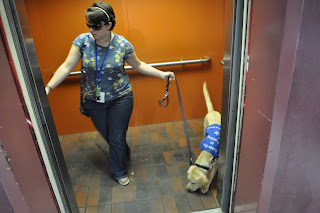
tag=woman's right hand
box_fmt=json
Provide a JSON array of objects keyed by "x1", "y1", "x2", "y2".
[
  {"x1": 162, "y1": 71, "x2": 175, "y2": 82},
  {"x1": 45, "y1": 86, "x2": 52, "y2": 95}
]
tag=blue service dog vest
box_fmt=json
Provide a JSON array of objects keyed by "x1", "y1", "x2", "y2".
[{"x1": 200, "y1": 124, "x2": 221, "y2": 158}]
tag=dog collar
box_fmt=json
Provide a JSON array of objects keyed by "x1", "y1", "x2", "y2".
[{"x1": 194, "y1": 163, "x2": 210, "y2": 171}]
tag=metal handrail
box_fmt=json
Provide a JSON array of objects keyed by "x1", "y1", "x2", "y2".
[{"x1": 68, "y1": 57, "x2": 210, "y2": 76}]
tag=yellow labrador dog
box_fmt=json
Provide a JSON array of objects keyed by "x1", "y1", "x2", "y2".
[{"x1": 186, "y1": 82, "x2": 221, "y2": 193}]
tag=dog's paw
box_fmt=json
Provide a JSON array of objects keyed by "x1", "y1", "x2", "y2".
[{"x1": 200, "y1": 187, "x2": 209, "y2": 193}]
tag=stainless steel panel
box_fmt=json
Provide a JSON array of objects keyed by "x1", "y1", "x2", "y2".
[
  {"x1": 4, "y1": 0, "x2": 79, "y2": 212},
  {"x1": 218, "y1": 0, "x2": 246, "y2": 212},
  {"x1": 217, "y1": 0, "x2": 234, "y2": 209}
]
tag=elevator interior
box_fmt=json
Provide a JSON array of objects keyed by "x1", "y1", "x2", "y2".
[{"x1": 0, "y1": 0, "x2": 250, "y2": 212}]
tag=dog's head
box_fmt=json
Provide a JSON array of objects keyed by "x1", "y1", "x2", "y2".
[{"x1": 186, "y1": 165, "x2": 209, "y2": 192}]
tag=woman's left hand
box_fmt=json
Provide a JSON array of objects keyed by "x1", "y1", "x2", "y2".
[{"x1": 163, "y1": 71, "x2": 175, "y2": 81}]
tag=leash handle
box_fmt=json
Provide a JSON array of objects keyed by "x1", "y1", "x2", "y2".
[{"x1": 158, "y1": 78, "x2": 170, "y2": 107}]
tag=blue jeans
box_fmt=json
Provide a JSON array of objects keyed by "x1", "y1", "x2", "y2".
[{"x1": 84, "y1": 92, "x2": 133, "y2": 179}]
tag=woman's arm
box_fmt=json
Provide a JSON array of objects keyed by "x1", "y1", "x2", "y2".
[
  {"x1": 126, "y1": 51, "x2": 175, "y2": 81},
  {"x1": 45, "y1": 44, "x2": 81, "y2": 94}
]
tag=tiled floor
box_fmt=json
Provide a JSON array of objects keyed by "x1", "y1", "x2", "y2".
[{"x1": 59, "y1": 119, "x2": 220, "y2": 213}]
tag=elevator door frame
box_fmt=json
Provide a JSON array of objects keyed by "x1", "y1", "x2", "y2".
[
  {"x1": 218, "y1": 0, "x2": 251, "y2": 212},
  {"x1": 1, "y1": 0, "x2": 249, "y2": 212}
]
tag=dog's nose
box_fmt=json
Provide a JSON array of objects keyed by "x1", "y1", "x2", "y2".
[{"x1": 187, "y1": 189, "x2": 192, "y2": 193}]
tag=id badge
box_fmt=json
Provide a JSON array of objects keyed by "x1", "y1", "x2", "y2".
[
  {"x1": 96, "y1": 85, "x2": 105, "y2": 103},
  {"x1": 96, "y1": 92, "x2": 105, "y2": 103}
]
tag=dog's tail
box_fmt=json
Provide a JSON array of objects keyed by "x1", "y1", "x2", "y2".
[{"x1": 203, "y1": 81, "x2": 214, "y2": 112}]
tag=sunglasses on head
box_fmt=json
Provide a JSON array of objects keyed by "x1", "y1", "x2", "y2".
[{"x1": 86, "y1": 23, "x2": 102, "y2": 31}]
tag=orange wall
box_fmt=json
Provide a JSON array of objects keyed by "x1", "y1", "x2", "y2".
[{"x1": 24, "y1": 0, "x2": 225, "y2": 135}]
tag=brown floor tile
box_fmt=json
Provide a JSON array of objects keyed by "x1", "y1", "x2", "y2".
[
  {"x1": 165, "y1": 122, "x2": 175, "y2": 132},
  {"x1": 176, "y1": 129, "x2": 186, "y2": 139},
  {"x1": 158, "y1": 132, "x2": 169, "y2": 141},
  {"x1": 131, "y1": 126, "x2": 140, "y2": 136},
  {"x1": 211, "y1": 187, "x2": 217, "y2": 196},
  {"x1": 88, "y1": 132, "x2": 98, "y2": 140},
  {"x1": 134, "y1": 167, "x2": 146, "y2": 181},
  {"x1": 200, "y1": 192, "x2": 218, "y2": 209},
  {"x1": 111, "y1": 203, "x2": 124, "y2": 213},
  {"x1": 167, "y1": 130, "x2": 178, "y2": 141},
  {"x1": 146, "y1": 180, "x2": 161, "y2": 198},
  {"x1": 193, "y1": 148, "x2": 201, "y2": 158},
  {"x1": 132, "y1": 135, "x2": 141, "y2": 145},
  {"x1": 196, "y1": 119, "x2": 204, "y2": 125},
  {"x1": 128, "y1": 169, "x2": 134, "y2": 178},
  {"x1": 170, "y1": 139, "x2": 181, "y2": 150},
  {"x1": 124, "y1": 201, "x2": 138, "y2": 212},
  {"x1": 198, "y1": 135, "x2": 204, "y2": 143},
  {"x1": 163, "y1": 151, "x2": 175, "y2": 164},
  {"x1": 150, "y1": 132, "x2": 160, "y2": 142},
  {"x1": 62, "y1": 135, "x2": 72, "y2": 144},
  {"x1": 174, "y1": 194, "x2": 192, "y2": 213},
  {"x1": 147, "y1": 124, "x2": 157, "y2": 132},
  {"x1": 167, "y1": 164, "x2": 180, "y2": 178},
  {"x1": 159, "y1": 179, "x2": 174, "y2": 195},
  {"x1": 98, "y1": 204, "x2": 111, "y2": 213},
  {"x1": 124, "y1": 184, "x2": 136, "y2": 202},
  {"x1": 96, "y1": 132, "x2": 103, "y2": 139},
  {"x1": 86, "y1": 140, "x2": 97, "y2": 151},
  {"x1": 150, "y1": 198, "x2": 165, "y2": 213},
  {"x1": 87, "y1": 190, "x2": 100, "y2": 206},
  {"x1": 189, "y1": 120, "x2": 203, "y2": 135},
  {"x1": 211, "y1": 188, "x2": 220, "y2": 207},
  {"x1": 95, "y1": 138, "x2": 106, "y2": 147},
  {"x1": 136, "y1": 200, "x2": 152, "y2": 213},
  {"x1": 77, "y1": 174, "x2": 91, "y2": 191},
  {"x1": 112, "y1": 186, "x2": 124, "y2": 203},
  {"x1": 71, "y1": 134, "x2": 80, "y2": 143},
  {"x1": 79, "y1": 133, "x2": 89, "y2": 142},
  {"x1": 187, "y1": 193, "x2": 204, "y2": 211},
  {"x1": 172, "y1": 177, "x2": 185, "y2": 192},
  {"x1": 163, "y1": 196, "x2": 178, "y2": 213},
  {"x1": 68, "y1": 142, "x2": 86, "y2": 153},
  {"x1": 126, "y1": 127, "x2": 132, "y2": 137},
  {"x1": 60, "y1": 144, "x2": 68, "y2": 153},
  {"x1": 86, "y1": 206, "x2": 98, "y2": 213},
  {"x1": 139, "y1": 126, "x2": 149, "y2": 134},
  {"x1": 76, "y1": 190, "x2": 87, "y2": 208},
  {"x1": 179, "y1": 136, "x2": 187, "y2": 147},
  {"x1": 156, "y1": 123, "x2": 166, "y2": 132},
  {"x1": 173, "y1": 122, "x2": 183, "y2": 131}
]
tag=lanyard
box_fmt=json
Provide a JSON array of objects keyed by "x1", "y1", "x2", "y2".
[{"x1": 95, "y1": 41, "x2": 110, "y2": 84}]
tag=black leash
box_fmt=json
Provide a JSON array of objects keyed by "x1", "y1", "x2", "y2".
[
  {"x1": 158, "y1": 78, "x2": 194, "y2": 165},
  {"x1": 158, "y1": 79, "x2": 170, "y2": 107}
]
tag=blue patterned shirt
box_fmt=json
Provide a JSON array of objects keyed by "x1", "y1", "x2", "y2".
[{"x1": 73, "y1": 33, "x2": 134, "y2": 101}]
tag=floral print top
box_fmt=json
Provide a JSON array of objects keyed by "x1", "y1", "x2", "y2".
[{"x1": 73, "y1": 33, "x2": 134, "y2": 101}]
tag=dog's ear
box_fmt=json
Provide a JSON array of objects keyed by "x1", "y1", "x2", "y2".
[
  {"x1": 187, "y1": 165, "x2": 196, "y2": 178},
  {"x1": 187, "y1": 165, "x2": 195, "y2": 174},
  {"x1": 209, "y1": 165, "x2": 213, "y2": 170}
]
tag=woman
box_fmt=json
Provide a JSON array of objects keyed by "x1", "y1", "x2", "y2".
[{"x1": 45, "y1": 1, "x2": 175, "y2": 186}]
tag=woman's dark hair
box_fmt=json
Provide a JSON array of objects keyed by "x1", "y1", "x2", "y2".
[{"x1": 86, "y1": 1, "x2": 116, "y2": 31}]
